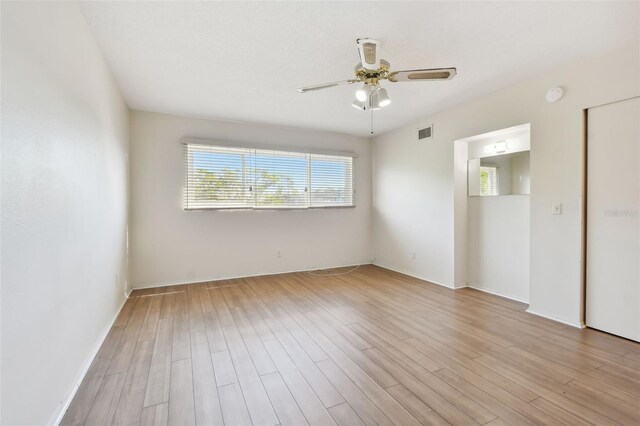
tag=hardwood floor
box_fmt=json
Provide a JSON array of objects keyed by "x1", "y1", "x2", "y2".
[{"x1": 61, "y1": 265, "x2": 640, "y2": 426}]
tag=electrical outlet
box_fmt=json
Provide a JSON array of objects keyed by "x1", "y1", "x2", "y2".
[
  {"x1": 411, "y1": 252, "x2": 417, "y2": 260},
  {"x1": 277, "y1": 250, "x2": 282, "y2": 258},
  {"x1": 552, "y1": 202, "x2": 562, "y2": 215}
]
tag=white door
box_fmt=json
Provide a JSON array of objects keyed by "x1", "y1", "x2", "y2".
[{"x1": 586, "y1": 96, "x2": 640, "y2": 342}]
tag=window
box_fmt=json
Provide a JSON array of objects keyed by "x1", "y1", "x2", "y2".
[
  {"x1": 184, "y1": 143, "x2": 355, "y2": 209},
  {"x1": 310, "y1": 154, "x2": 354, "y2": 207},
  {"x1": 479, "y1": 166, "x2": 498, "y2": 196}
]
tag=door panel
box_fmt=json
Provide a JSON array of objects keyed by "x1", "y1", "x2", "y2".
[{"x1": 586, "y1": 97, "x2": 639, "y2": 342}]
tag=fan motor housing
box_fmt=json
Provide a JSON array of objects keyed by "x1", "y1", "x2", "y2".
[{"x1": 354, "y1": 60, "x2": 391, "y2": 82}]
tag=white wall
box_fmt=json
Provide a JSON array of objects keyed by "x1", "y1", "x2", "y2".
[
  {"x1": 373, "y1": 123, "x2": 456, "y2": 287},
  {"x1": 372, "y1": 44, "x2": 639, "y2": 326},
  {"x1": 511, "y1": 153, "x2": 530, "y2": 195},
  {"x1": 130, "y1": 111, "x2": 371, "y2": 288},
  {"x1": 467, "y1": 196, "x2": 530, "y2": 302},
  {"x1": 1, "y1": 3, "x2": 130, "y2": 425}
]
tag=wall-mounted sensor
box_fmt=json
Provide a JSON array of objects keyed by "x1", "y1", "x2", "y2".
[{"x1": 545, "y1": 87, "x2": 564, "y2": 103}]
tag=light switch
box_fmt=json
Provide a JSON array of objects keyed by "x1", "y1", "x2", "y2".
[{"x1": 552, "y1": 202, "x2": 562, "y2": 215}]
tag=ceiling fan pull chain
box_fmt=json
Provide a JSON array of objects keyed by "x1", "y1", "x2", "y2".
[{"x1": 370, "y1": 104, "x2": 374, "y2": 135}]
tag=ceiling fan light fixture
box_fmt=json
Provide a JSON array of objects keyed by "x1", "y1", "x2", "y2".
[
  {"x1": 369, "y1": 92, "x2": 382, "y2": 110},
  {"x1": 355, "y1": 84, "x2": 371, "y2": 102},
  {"x1": 377, "y1": 88, "x2": 391, "y2": 107},
  {"x1": 352, "y1": 99, "x2": 366, "y2": 110},
  {"x1": 369, "y1": 86, "x2": 390, "y2": 110}
]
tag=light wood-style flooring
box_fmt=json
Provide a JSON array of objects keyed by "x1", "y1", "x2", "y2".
[{"x1": 61, "y1": 265, "x2": 640, "y2": 425}]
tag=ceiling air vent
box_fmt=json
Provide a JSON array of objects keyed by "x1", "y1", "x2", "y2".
[{"x1": 418, "y1": 125, "x2": 433, "y2": 141}]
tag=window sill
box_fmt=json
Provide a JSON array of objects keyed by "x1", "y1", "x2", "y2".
[{"x1": 184, "y1": 205, "x2": 356, "y2": 211}]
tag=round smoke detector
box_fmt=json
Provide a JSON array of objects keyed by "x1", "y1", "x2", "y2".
[{"x1": 545, "y1": 87, "x2": 564, "y2": 103}]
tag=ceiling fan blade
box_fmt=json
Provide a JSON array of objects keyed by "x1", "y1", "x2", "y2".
[
  {"x1": 356, "y1": 38, "x2": 380, "y2": 71},
  {"x1": 388, "y1": 67, "x2": 457, "y2": 82},
  {"x1": 297, "y1": 80, "x2": 357, "y2": 93}
]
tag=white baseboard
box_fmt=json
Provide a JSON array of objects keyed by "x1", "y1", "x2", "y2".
[
  {"x1": 370, "y1": 265, "x2": 583, "y2": 330},
  {"x1": 371, "y1": 262, "x2": 456, "y2": 289},
  {"x1": 131, "y1": 261, "x2": 372, "y2": 291},
  {"x1": 52, "y1": 294, "x2": 129, "y2": 426},
  {"x1": 464, "y1": 284, "x2": 529, "y2": 304},
  {"x1": 525, "y1": 308, "x2": 583, "y2": 329},
  {"x1": 464, "y1": 285, "x2": 583, "y2": 328}
]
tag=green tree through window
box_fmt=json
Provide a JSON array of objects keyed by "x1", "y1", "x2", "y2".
[{"x1": 479, "y1": 166, "x2": 498, "y2": 196}]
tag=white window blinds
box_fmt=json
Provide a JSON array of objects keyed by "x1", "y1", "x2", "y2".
[
  {"x1": 310, "y1": 154, "x2": 354, "y2": 207},
  {"x1": 184, "y1": 143, "x2": 355, "y2": 210},
  {"x1": 480, "y1": 166, "x2": 498, "y2": 196}
]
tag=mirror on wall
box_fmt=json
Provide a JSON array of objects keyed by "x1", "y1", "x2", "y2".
[{"x1": 468, "y1": 151, "x2": 530, "y2": 196}]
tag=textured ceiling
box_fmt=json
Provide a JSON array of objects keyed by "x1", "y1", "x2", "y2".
[{"x1": 79, "y1": 1, "x2": 639, "y2": 137}]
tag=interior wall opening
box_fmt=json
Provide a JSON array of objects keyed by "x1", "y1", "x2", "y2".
[{"x1": 454, "y1": 123, "x2": 531, "y2": 303}]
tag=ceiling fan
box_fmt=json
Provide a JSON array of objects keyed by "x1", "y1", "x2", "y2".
[{"x1": 297, "y1": 38, "x2": 457, "y2": 111}]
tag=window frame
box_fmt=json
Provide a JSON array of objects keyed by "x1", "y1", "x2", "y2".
[{"x1": 183, "y1": 140, "x2": 356, "y2": 211}]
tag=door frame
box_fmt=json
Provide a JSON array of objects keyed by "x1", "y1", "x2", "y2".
[{"x1": 580, "y1": 107, "x2": 587, "y2": 328}]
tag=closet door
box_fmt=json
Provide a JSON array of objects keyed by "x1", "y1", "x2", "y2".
[{"x1": 586, "y1": 96, "x2": 639, "y2": 342}]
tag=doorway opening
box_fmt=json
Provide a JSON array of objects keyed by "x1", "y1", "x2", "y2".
[{"x1": 454, "y1": 123, "x2": 531, "y2": 303}]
